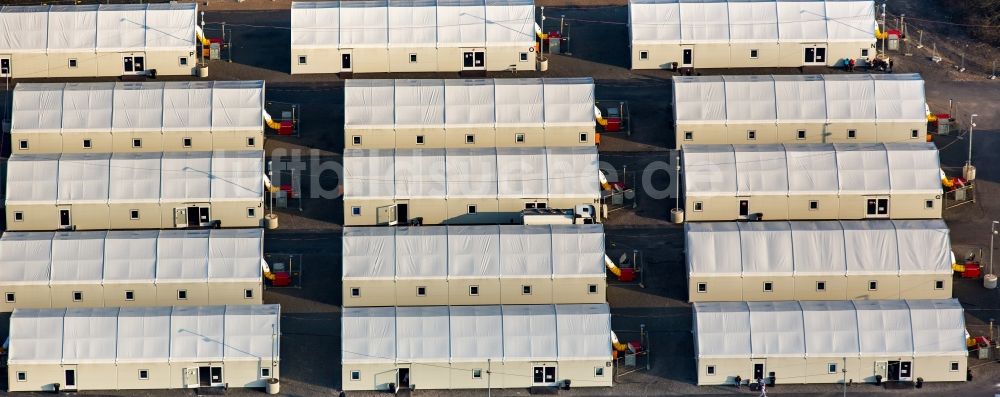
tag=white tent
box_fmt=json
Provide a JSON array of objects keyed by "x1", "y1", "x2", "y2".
[
  {"x1": 784, "y1": 145, "x2": 839, "y2": 195},
  {"x1": 156, "y1": 230, "x2": 211, "y2": 286},
  {"x1": 344, "y1": 147, "x2": 599, "y2": 201},
  {"x1": 62, "y1": 308, "x2": 119, "y2": 364},
  {"x1": 835, "y1": 143, "x2": 890, "y2": 195},
  {"x1": 494, "y1": 79, "x2": 544, "y2": 129},
  {"x1": 0, "y1": 4, "x2": 195, "y2": 53},
  {"x1": 12, "y1": 81, "x2": 265, "y2": 135},
  {"x1": 673, "y1": 76, "x2": 727, "y2": 125},
  {"x1": 109, "y1": 153, "x2": 162, "y2": 204},
  {"x1": 57, "y1": 154, "x2": 110, "y2": 204},
  {"x1": 388, "y1": 0, "x2": 438, "y2": 48},
  {"x1": 682, "y1": 145, "x2": 737, "y2": 197},
  {"x1": 5, "y1": 155, "x2": 59, "y2": 205},
  {"x1": 49, "y1": 231, "x2": 106, "y2": 286},
  {"x1": 103, "y1": 231, "x2": 158, "y2": 285},
  {"x1": 343, "y1": 304, "x2": 611, "y2": 364},
  {"x1": 733, "y1": 145, "x2": 788, "y2": 196},
  {"x1": 686, "y1": 220, "x2": 952, "y2": 277},
  {"x1": 342, "y1": 225, "x2": 607, "y2": 280},
  {"x1": 445, "y1": 80, "x2": 496, "y2": 128},
  {"x1": 0, "y1": 232, "x2": 55, "y2": 288},
  {"x1": 394, "y1": 80, "x2": 445, "y2": 129},
  {"x1": 723, "y1": 76, "x2": 776, "y2": 123},
  {"x1": 116, "y1": 306, "x2": 172, "y2": 364},
  {"x1": 694, "y1": 299, "x2": 966, "y2": 358}
]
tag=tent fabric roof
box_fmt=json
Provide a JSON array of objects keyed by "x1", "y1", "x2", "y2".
[
  {"x1": 5, "y1": 151, "x2": 263, "y2": 205},
  {"x1": 0, "y1": 4, "x2": 196, "y2": 53},
  {"x1": 344, "y1": 147, "x2": 599, "y2": 200},
  {"x1": 8, "y1": 305, "x2": 279, "y2": 365},
  {"x1": 291, "y1": 0, "x2": 534, "y2": 48},
  {"x1": 673, "y1": 74, "x2": 924, "y2": 124},
  {"x1": 344, "y1": 78, "x2": 594, "y2": 130},
  {"x1": 686, "y1": 220, "x2": 951, "y2": 277},
  {"x1": 342, "y1": 225, "x2": 606, "y2": 280},
  {"x1": 694, "y1": 299, "x2": 966, "y2": 359},
  {"x1": 343, "y1": 304, "x2": 611, "y2": 364},
  {"x1": 0, "y1": 229, "x2": 263, "y2": 286},
  {"x1": 12, "y1": 81, "x2": 264, "y2": 134},
  {"x1": 630, "y1": 0, "x2": 876, "y2": 45},
  {"x1": 682, "y1": 143, "x2": 940, "y2": 197}
]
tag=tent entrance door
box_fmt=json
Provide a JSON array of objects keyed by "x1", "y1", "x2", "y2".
[
  {"x1": 886, "y1": 360, "x2": 912, "y2": 381},
  {"x1": 0, "y1": 57, "x2": 9, "y2": 77},
  {"x1": 462, "y1": 49, "x2": 486, "y2": 70},
  {"x1": 752, "y1": 361, "x2": 765, "y2": 381},
  {"x1": 532, "y1": 365, "x2": 558, "y2": 386},
  {"x1": 738, "y1": 199, "x2": 749, "y2": 219},
  {"x1": 804, "y1": 46, "x2": 826, "y2": 65},
  {"x1": 58, "y1": 208, "x2": 72, "y2": 230},
  {"x1": 64, "y1": 366, "x2": 77, "y2": 390},
  {"x1": 865, "y1": 197, "x2": 889, "y2": 218},
  {"x1": 123, "y1": 54, "x2": 146, "y2": 75},
  {"x1": 341, "y1": 51, "x2": 353, "y2": 72},
  {"x1": 199, "y1": 366, "x2": 224, "y2": 387},
  {"x1": 682, "y1": 48, "x2": 693, "y2": 67},
  {"x1": 397, "y1": 367, "x2": 410, "y2": 390},
  {"x1": 183, "y1": 368, "x2": 198, "y2": 387}
]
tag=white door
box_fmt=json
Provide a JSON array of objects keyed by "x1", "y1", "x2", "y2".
[
  {"x1": 532, "y1": 365, "x2": 558, "y2": 386},
  {"x1": 174, "y1": 208, "x2": 189, "y2": 227},
  {"x1": 123, "y1": 54, "x2": 146, "y2": 74},
  {"x1": 63, "y1": 366, "x2": 78, "y2": 390},
  {"x1": 462, "y1": 49, "x2": 486, "y2": 70},
  {"x1": 803, "y1": 46, "x2": 827, "y2": 65},
  {"x1": 183, "y1": 368, "x2": 198, "y2": 387},
  {"x1": 58, "y1": 208, "x2": 72, "y2": 230},
  {"x1": 341, "y1": 50, "x2": 353, "y2": 72},
  {"x1": 865, "y1": 197, "x2": 889, "y2": 219},
  {"x1": 0, "y1": 57, "x2": 10, "y2": 77},
  {"x1": 681, "y1": 47, "x2": 693, "y2": 67}
]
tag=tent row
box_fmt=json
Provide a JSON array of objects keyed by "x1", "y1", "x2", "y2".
[
  {"x1": 0, "y1": 229, "x2": 264, "y2": 311},
  {"x1": 672, "y1": 74, "x2": 927, "y2": 148},
  {"x1": 685, "y1": 220, "x2": 952, "y2": 302},
  {"x1": 0, "y1": 4, "x2": 197, "y2": 78},
  {"x1": 342, "y1": 304, "x2": 612, "y2": 391},
  {"x1": 345, "y1": 78, "x2": 596, "y2": 149},
  {"x1": 5, "y1": 151, "x2": 264, "y2": 231},
  {"x1": 291, "y1": 0, "x2": 537, "y2": 73},
  {"x1": 682, "y1": 143, "x2": 942, "y2": 221},
  {"x1": 7, "y1": 305, "x2": 280, "y2": 392},
  {"x1": 344, "y1": 147, "x2": 600, "y2": 226},
  {"x1": 694, "y1": 300, "x2": 967, "y2": 385},
  {"x1": 343, "y1": 225, "x2": 606, "y2": 307},
  {"x1": 12, "y1": 81, "x2": 265, "y2": 153},
  {"x1": 628, "y1": 0, "x2": 876, "y2": 69}
]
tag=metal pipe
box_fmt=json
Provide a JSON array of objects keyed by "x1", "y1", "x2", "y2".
[{"x1": 967, "y1": 114, "x2": 978, "y2": 168}]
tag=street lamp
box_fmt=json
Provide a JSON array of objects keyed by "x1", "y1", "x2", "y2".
[
  {"x1": 964, "y1": 114, "x2": 979, "y2": 181},
  {"x1": 990, "y1": 221, "x2": 999, "y2": 275}
]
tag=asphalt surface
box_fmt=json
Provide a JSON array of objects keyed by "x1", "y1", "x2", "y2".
[{"x1": 2, "y1": 3, "x2": 1000, "y2": 397}]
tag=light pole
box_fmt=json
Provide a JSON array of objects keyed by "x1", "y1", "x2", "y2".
[
  {"x1": 964, "y1": 114, "x2": 978, "y2": 181},
  {"x1": 990, "y1": 221, "x2": 998, "y2": 275}
]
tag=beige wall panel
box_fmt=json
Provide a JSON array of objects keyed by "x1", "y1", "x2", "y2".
[
  {"x1": 552, "y1": 278, "x2": 606, "y2": 304},
  {"x1": 388, "y1": 47, "x2": 439, "y2": 72},
  {"x1": 688, "y1": 276, "x2": 743, "y2": 302},
  {"x1": 0, "y1": 285, "x2": 51, "y2": 311},
  {"x1": 500, "y1": 277, "x2": 553, "y2": 304},
  {"x1": 395, "y1": 279, "x2": 449, "y2": 306},
  {"x1": 447, "y1": 278, "x2": 501, "y2": 305},
  {"x1": 61, "y1": 132, "x2": 112, "y2": 153},
  {"x1": 11, "y1": 133, "x2": 62, "y2": 154}
]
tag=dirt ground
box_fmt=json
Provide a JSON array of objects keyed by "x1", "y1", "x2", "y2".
[{"x1": 1, "y1": 1, "x2": 1000, "y2": 396}]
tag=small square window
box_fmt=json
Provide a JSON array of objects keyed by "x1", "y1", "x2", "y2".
[
  {"x1": 247, "y1": 207, "x2": 257, "y2": 218},
  {"x1": 925, "y1": 200, "x2": 934, "y2": 209},
  {"x1": 588, "y1": 284, "x2": 598, "y2": 294},
  {"x1": 69, "y1": 59, "x2": 78, "y2": 68},
  {"x1": 16, "y1": 371, "x2": 27, "y2": 382},
  {"x1": 469, "y1": 285, "x2": 479, "y2": 296},
  {"x1": 298, "y1": 55, "x2": 308, "y2": 65},
  {"x1": 762, "y1": 282, "x2": 773, "y2": 292},
  {"x1": 809, "y1": 200, "x2": 819, "y2": 210},
  {"x1": 465, "y1": 134, "x2": 475, "y2": 144},
  {"x1": 827, "y1": 363, "x2": 837, "y2": 374},
  {"x1": 183, "y1": 137, "x2": 193, "y2": 148},
  {"x1": 684, "y1": 131, "x2": 693, "y2": 141},
  {"x1": 417, "y1": 286, "x2": 427, "y2": 296},
  {"x1": 177, "y1": 290, "x2": 188, "y2": 300},
  {"x1": 83, "y1": 139, "x2": 92, "y2": 149},
  {"x1": 130, "y1": 209, "x2": 140, "y2": 220},
  {"x1": 536, "y1": 203, "x2": 547, "y2": 209},
  {"x1": 138, "y1": 369, "x2": 149, "y2": 380},
  {"x1": 132, "y1": 138, "x2": 142, "y2": 148},
  {"x1": 416, "y1": 135, "x2": 425, "y2": 145},
  {"x1": 473, "y1": 369, "x2": 483, "y2": 379},
  {"x1": 467, "y1": 205, "x2": 477, "y2": 214},
  {"x1": 244, "y1": 289, "x2": 254, "y2": 299},
  {"x1": 935, "y1": 280, "x2": 945, "y2": 290},
  {"x1": 522, "y1": 285, "x2": 532, "y2": 295},
  {"x1": 950, "y1": 361, "x2": 959, "y2": 371},
  {"x1": 351, "y1": 207, "x2": 362, "y2": 216},
  {"x1": 515, "y1": 133, "x2": 525, "y2": 143},
  {"x1": 750, "y1": 49, "x2": 759, "y2": 59},
  {"x1": 595, "y1": 367, "x2": 605, "y2": 377},
  {"x1": 747, "y1": 130, "x2": 756, "y2": 140},
  {"x1": 797, "y1": 130, "x2": 806, "y2": 140},
  {"x1": 868, "y1": 281, "x2": 878, "y2": 291},
  {"x1": 13, "y1": 212, "x2": 24, "y2": 222},
  {"x1": 696, "y1": 282, "x2": 707, "y2": 293},
  {"x1": 5, "y1": 292, "x2": 15, "y2": 302},
  {"x1": 18, "y1": 140, "x2": 28, "y2": 150},
  {"x1": 520, "y1": 52, "x2": 529, "y2": 62},
  {"x1": 409, "y1": 53, "x2": 418, "y2": 63},
  {"x1": 847, "y1": 130, "x2": 857, "y2": 139},
  {"x1": 706, "y1": 365, "x2": 716, "y2": 376},
  {"x1": 911, "y1": 129, "x2": 920, "y2": 139},
  {"x1": 639, "y1": 51, "x2": 649, "y2": 60},
  {"x1": 125, "y1": 290, "x2": 135, "y2": 301},
  {"x1": 579, "y1": 132, "x2": 589, "y2": 142},
  {"x1": 261, "y1": 368, "x2": 271, "y2": 378},
  {"x1": 247, "y1": 137, "x2": 256, "y2": 147},
  {"x1": 350, "y1": 370, "x2": 361, "y2": 381},
  {"x1": 352, "y1": 136, "x2": 362, "y2": 146},
  {"x1": 180, "y1": 57, "x2": 189, "y2": 66},
  {"x1": 350, "y1": 287, "x2": 360, "y2": 297},
  {"x1": 816, "y1": 281, "x2": 826, "y2": 291},
  {"x1": 693, "y1": 202, "x2": 704, "y2": 212},
  {"x1": 861, "y1": 49, "x2": 869, "y2": 57},
  {"x1": 73, "y1": 291, "x2": 83, "y2": 301}
]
